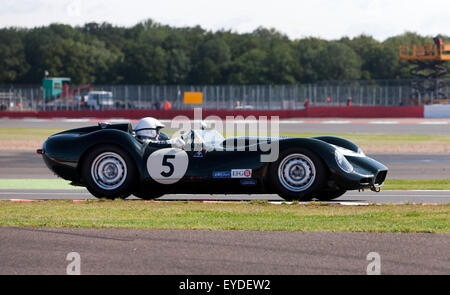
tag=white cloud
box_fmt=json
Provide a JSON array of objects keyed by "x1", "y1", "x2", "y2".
[{"x1": 0, "y1": 0, "x2": 449, "y2": 40}]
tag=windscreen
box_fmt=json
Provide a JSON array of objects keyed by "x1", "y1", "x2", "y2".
[{"x1": 191, "y1": 130, "x2": 225, "y2": 150}]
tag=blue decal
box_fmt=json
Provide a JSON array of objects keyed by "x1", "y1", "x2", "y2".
[
  {"x1": 193, "y1": 151, "x2": 203, "y2": 158},
  {"x1": 240, "y1": 179, "x2": 257, "y2": 186},
  {"x1": 212, "y1": 171, "x2": 231, "y2": 178}
]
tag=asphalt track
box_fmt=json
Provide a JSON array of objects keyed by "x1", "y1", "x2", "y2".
[
  {"x1": 0, "y1": 227, "x2": 448, "y2": 274},
  {"x1": 0, "y1": 150, "x2": 449, "y2": 203},
  {"x1": 1, "y1": 118, "x2": 450, "y2": 135},
  {"x1": 1, "y1": 189, "x2": 449, "y2": 204}
]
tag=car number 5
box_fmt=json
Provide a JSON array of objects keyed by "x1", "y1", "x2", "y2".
[
  {"x1": 147, "y1": 148, "x2": 189, "y2": 184},
  {"x1": 161, "y1": 155, "x2": 175, "y2": 177}
]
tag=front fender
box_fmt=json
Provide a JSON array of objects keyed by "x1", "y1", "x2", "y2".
[
  {"x1": 278, "y1": 138, "x2": 339, "y2": 172},
  {"x1": 313, "y1": 136, "x2": 359, "y2": 152}
]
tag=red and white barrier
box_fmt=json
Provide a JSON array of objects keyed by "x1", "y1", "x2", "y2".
[{"x1": 424, "y1": 104, "x2": 450, "y2": 118}]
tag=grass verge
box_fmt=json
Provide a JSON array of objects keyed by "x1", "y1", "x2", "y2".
[
  {"x1": 382, "y1": 179, "x2": 450, "y2": 190},
  {"x1": 279, "y1": 132, "x2": 450, "y2": 147},
  {"x1": 1, "y1": 179, "x2": 449, "y2": 190},
  {"x1": 0, "y1": 179, "x2": 83, "y2": 190},
  {"x1": 0, "y1": 200, "x2": 448, "y2": 233},
  {"x1": 0, "y1": 128, "x2": 65, "y2": 141},
  {"x1": 1, "y1": 128, "x2": 449, "y2": 153}
]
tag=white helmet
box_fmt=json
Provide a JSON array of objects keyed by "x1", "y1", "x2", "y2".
[{"x1": 135, "y1": 117, "x2": 165, "y2": 139}]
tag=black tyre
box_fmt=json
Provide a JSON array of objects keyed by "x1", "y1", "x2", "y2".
[
  {"x1": 133, "y1": 190, "x2": 164, "y2": 200},
  {"x1": 316, "y1": 189, "x2": 347, "y2": 201},
  {"x1": 269, "y1": 148, "x2": 327, "y2": 201},
  {"x1": 81, "y1": 144, "x2": 137, "y2": 199}
]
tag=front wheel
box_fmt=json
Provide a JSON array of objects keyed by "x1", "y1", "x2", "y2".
[
  {"x1": 81, "y1": 145, "x2": 137, "y2": 199},
  {"x1": 269, "y1": 148, "x2": 327, "y2": 201}
]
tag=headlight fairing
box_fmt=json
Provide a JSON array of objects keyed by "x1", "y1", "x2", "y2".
[{"x1": 335, "y1": 149, "x2": 354, "y2": 173}]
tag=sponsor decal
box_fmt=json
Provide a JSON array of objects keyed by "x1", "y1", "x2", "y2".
[
  {"x1": 212, "y1": 171, "x2": 231, "y2": 178},
  {"x1": 240, "y1": 179, "x2": 257, "y2": 186},
  {"x1": 193, "y1": 151, "x2": 203, "y2": 158},
  {"x1": 231, "y1": 169, "x2": 252, "y2": 178}
]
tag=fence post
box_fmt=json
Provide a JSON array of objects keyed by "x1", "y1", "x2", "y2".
[
  {"x1": 372, "y1": 87, "x2": 376, "y2": 106},
  {"x1": 138, "y1": 85, "x2": 142, "y2": 109},
  {"x1": 268, "y1": 86, "x2": 271, "y2": 110},
  {"x1": 216, "y1": 86, "x2": 219, "y2": 109},
  {"x1": 125, "y1": 86, "x2": 129, "y2": 110},
  {"x1": 19, "y1": 89, "x2": 23, "y2": 111},
  {"x1": 337, "y1": 85, "x2": 340, "y2": 106},
  {"x1": 385, "y1": 81, "x2": 388, "y2": 106},
  {"x1": 31, "y1": 88, "x2": 34, "y2": 111}
]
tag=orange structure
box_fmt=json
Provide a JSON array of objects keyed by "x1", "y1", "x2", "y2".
[
  {"x1": 399, "y1": 43, "x2": 450, "y2": 61},
  {"x1": 399, "y1": 38, "x2": 449, "y2": 103}
]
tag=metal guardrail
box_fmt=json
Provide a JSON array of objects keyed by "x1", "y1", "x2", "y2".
[{"x1": 0, "y1": 79, "x2": 449, "y2": 111}]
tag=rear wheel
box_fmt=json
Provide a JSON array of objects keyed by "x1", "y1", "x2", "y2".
[
  {"x1": 81, "y1": 145, "x2": 137, "y2": 199},
  {"x1": 133, "y1": 190, "x2": 164, "y2": 200},
  {"x1": 269, "y1": 148, "x2": 327, "y2": 201}
]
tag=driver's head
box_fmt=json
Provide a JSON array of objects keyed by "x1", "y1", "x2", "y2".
[{"x1": 135, "y1": 117, "x2": 165, "y2": 140}]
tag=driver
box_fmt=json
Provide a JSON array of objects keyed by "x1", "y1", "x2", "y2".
[{"x1": 134, "y1": 117, "x2": 185, "y2": 147}]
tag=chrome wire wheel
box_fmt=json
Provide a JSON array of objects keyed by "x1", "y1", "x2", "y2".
[
  {"x1": 90, "y1": 152, "x2": 127, "y2": 190},
  {"x1": 278, "y1": 153, "x2": 316, "y2": 192}
]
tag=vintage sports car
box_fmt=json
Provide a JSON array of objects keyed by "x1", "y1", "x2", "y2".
[{"x1": 39, "y1": 121, "x2": 388, "y2": 201}]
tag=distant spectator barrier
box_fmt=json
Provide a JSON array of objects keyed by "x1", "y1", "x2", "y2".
[
  {"x1": 0, "y1": 106, "x2": 424, "y2": 119},
  {"x1": 1, "y1": 79, "x2": 449, "y2": 113}
]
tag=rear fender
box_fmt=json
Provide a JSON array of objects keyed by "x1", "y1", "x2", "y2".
[{"x1": 75, "y1": 129, "x2": 147, "y2": 181}]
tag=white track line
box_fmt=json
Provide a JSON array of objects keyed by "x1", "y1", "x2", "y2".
[
  {"x1": 369, "y1": 121, "x2": 399, "y2": 124},
  {"x1": 419, "y1": 121, "x2": 449, "y2": 125},
  {"x1": 322, "y1": 120, "x2": 351, "y2": 124}
]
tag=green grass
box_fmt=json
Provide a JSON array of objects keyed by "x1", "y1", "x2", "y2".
[
  {"x1": 1, "y1": 179, "x2": 449, "y2": 190},
  {"x1": 0, "y1": 128, "x2": 65, "y2": 141},
  {"x1": 0, "y1": 179, "x2": 83, "y2": 190},
  {"x1": 383, "y1": 179, "x2": 450, "y2": 190},
  {"x1": 279, "y1": 132, "x2": 450, "y2": 147},
  {"x1": 0, "y1": 200, "x2": 448, "y2": 232}
]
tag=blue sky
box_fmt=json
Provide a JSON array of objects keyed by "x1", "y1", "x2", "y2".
[{"x1": 1, "y1": 0, "x2": 448, "y2": 40}]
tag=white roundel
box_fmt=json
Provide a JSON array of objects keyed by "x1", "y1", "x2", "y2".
[{"x1": 147, "y1": 148, "x2": 189, "y2": 184}]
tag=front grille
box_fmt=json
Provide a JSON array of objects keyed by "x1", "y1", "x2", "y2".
[{"x1": 375, "y1": 171, "x2": 387, "y2": 185}]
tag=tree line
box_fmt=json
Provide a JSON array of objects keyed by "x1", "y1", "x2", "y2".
[{"x1": 0, "y1": 19, "x2": 448, "y2": 86}]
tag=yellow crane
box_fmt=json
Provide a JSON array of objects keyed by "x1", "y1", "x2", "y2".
[{"x1": 399, "y1": 37, "x2": 449, "y2": 104}]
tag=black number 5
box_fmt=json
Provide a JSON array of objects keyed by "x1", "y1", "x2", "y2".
[{"x1": 161, "y1": 155, "x2": 175, "y2": 177}]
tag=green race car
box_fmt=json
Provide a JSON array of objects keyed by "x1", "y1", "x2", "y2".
[{"x1": 39, "y1": 121, "x2": 388, "y2": 201}]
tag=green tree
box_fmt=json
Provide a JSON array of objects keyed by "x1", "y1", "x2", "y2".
[
  {"x1": 229, "y1": 48, "x2": 269, "y2": 84},
  {"x1": 293, "y1": 37, "x2": 327, "y2": 83},
  {"x1": 122, "y1": 44, "x2": 167, "y2": 84},
  {"x1": 191, "y1": 38, "x2": 231, "y2": 84},
  {"x1": 0, "y1": 29, "x2": 29, "y2": 83},
  {"x1": 316, "y1": 42, "x2": 362, "y2": 81}
]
